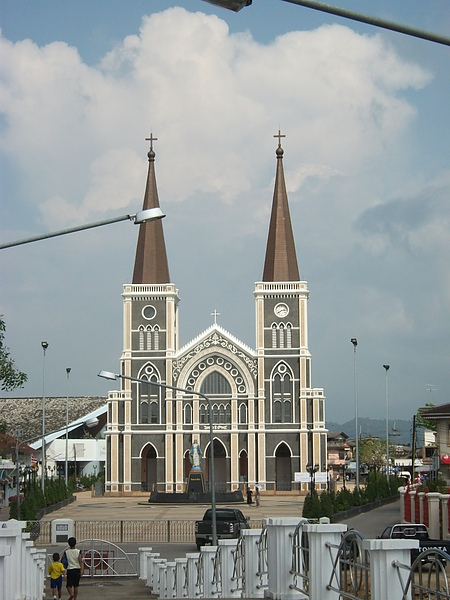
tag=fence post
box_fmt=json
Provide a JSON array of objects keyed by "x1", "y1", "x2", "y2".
[
  {"x1": 409, "y1": 489, "x2": 416, "y2": 523},
  {"x1": 186, "y1": 552, "x2": 201, "y2": 599},
  {"x1": 362, "y1": 538, "x2": 419, "y2": 600},
  {"x1": 265, "y1": 516, "x2": 304, "y2": 599},
  {"x1": 427, "y1": 492, "x2": 441, "y2": 539},
  {"x1": 201, "y1": 546, "x2": 217, "y2": 597},
  {"x1": 304, "y1": 518, "x2": 347, "y2": 600},
  {"x1": 399, "y1": 487, "x2": 406, "y2": 522},
  {"x1": 241, "y1": 528, "x2": 264, "y2": 597},
  {"x1": 145, "y1": 553, "x2": 160, "y2": 588},
  {"x1": 218, "y1": 538, "x2": 241, "y2": 598},
  {"x1": 441, "y1": 494, "x2": 450, "y2": 540},
  {"x1": 165, "y1": 561, "x2": 176, "y2": 599},
  {"x1": 138, "y1": 546, "x2": 153, "y2": 579},
  {"x1": 175, "y1": 557, "x2": 187, "y2": 598}
]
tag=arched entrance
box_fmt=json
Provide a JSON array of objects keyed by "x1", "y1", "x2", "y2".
[
  {"x1": 141, "y1": 444, "x2": 157, "y2": 492},
  {"x1": 275, "y1": 443, "x2": 292, "y2": 491},
  {"x1": 239, "y1": 450, "x2": 248, "y2": 488},
  {"x1": 206, "y1": 439, "x2": 228, "y2": 492}
]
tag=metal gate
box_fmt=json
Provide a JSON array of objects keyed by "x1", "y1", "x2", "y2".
[{"x1": 48, "y1": 539, "x2": 139, "y2": 577}]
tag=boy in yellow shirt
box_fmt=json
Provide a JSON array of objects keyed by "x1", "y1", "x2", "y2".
[{"x1": 48, "y1": 552, "x2": 65, "y2": 600}]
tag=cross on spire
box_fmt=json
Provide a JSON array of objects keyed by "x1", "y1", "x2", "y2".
[
  {"x1": 145, "y1": 133, "x2": 158, "y2": 151},
  {"x1": 273, "y1": 129, "x2": 286, "y2": 148},
  {"x1": 211, "y1": 309, "x2": 220, "y2": 325}
]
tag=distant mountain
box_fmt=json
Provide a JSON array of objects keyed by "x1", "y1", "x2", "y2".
[{"x1": 326, "y1": 417, "x2": 419, "y2": 446}]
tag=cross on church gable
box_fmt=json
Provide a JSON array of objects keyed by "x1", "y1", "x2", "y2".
[{"x1": 211, "y1": 309, "x2": 220, "y2": 324}]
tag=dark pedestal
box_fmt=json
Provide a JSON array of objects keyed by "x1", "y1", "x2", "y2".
[{"x1": 186, "y1": 470, "x2": 205, "y2": 494}]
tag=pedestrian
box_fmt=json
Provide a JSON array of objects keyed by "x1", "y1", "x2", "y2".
[
  {"x1": 246, "y1": 487, "x2": 253, "y2": 505},
  {"x1": 65, "y1": 537, "x2": 84, "y2": 600},
  {"x1": 255, "y1": 487, "x2": 260, "y2": 507},
  {"x1": 48, "y1": 552, "x2": 65, "y2": 600}
]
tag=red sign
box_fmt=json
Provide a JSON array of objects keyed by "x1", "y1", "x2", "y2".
[{"x1": 441, "y1": 454, "x2": 450, "y2": 464}]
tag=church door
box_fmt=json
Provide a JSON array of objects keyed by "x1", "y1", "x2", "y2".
[
  {"x1": 275, "y1": 443, "x2": 292, "y2": 491},
  {"x1": 142, "y1": 445, "x2": 157, "y2": 492},
  {"x1": 206, "y1": 439, "x2": 228, "y2": 492}
]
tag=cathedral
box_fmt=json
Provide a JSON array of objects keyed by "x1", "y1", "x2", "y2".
[{"x1": 104, "y1": 133, "x2": 327, "y2": 495}]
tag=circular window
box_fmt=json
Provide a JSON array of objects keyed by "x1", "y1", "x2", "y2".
[{"x1": 142, "y1": 305, "x2": 156, "y2": 320}]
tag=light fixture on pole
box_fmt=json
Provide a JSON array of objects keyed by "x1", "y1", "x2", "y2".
[
  {"x1": 65, "y1": 367, "x2": 71, "y2": 488},
  {"x1": 41, "y1": 341, "x2": 49, "y2": 493},
  {"x1": 350, "y1": 338, "x2": 359, "y2": 489},
  {"x1": 200, "y1": 0, "x2": 450, "y2": 46},
  {"x1": 98, "y1": 370, "x2": 218, "y2": 546},
  {"x1": 0, "y1": 207, "x2": 165, "y2": 250},
  {"x1": 383, "y1": 364, "x2": 390, "y2": 483}
]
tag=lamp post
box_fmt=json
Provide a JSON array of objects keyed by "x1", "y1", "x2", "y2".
[
  {"x1": 98, "y1": 370, "x2": 218, "y2": 546},
  {"x1": 41, "y1": 341, "x2": 48, "y2": 493},
  {"x1": 65, "y1": 367, "x2": 71, "y2": 488},
  {"x1": 201, "y1": 0, "x2": 450, "y2": 46},
  {"x1": 383, "y1": 364, "x2": 390, "y2": 483},
  {"x1": 350, "y1": 338, "x2": 359, "y2": 489},
  {"x1": 0, "y1": 207, "x2": 165, "y2": 250}
]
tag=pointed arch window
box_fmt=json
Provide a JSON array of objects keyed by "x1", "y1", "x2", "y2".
[
  {"x1": 139, "y1": 326, "x2": 145, "y2": 351},
  {"x1": 146, "y1": 325, "x2": 152, "y2": 351},
  {"x1": 184, "y1": 404, "x2": 192, "y2": 425},
  {"x1": 286, "y1": 323, "x2": 292, "y2": 348},
  {"x1": 239, "y1": 403, "x2": 247, "y2": 424},
  {"x1": 153, "y1": 325, "x2": 160, "y2": 351},
  {"x1": 140, "y1": 401, "x2": 148, "y2": 424},
  {"x1": 272, "y1": 363, "x2": 293, "y2": 424}
]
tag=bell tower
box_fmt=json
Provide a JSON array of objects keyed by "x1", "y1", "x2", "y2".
[{"x1": 254, "y1": 131, "x2": 326, "y2": 490}]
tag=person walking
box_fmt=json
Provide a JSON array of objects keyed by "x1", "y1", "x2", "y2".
[
  {"x1": 65, "y1": 537, "x2": 84, "y2": 600},
  {"x1": 246, "y1": 487, "x2": 253, "y2": 505},
  {"x1": 254, "y1": 487, "x2": 260, "y2": 507},
  {"x1": 48, "y1": 552, "x2": 65, "y2": 600}
]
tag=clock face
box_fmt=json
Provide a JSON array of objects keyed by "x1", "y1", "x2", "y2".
[
  {"x1": 274, "y1": 303, "x2": 289, "y2": 318},
  {"x1": 142, "y1": 305, "x2": 156, "y2": 320}
]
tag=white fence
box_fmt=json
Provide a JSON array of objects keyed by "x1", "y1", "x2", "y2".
[
  {"x1": 140, "y1": 516, "x2": 450, "y2": 600},
  {"x1": 0, "y1": 520, "x2": 46, "y2": 600}
]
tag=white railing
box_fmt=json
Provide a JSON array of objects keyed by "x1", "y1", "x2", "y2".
[
  {"x1": 141, "y1": 516, "x2": 450, "y2": 600},
  {"x1": 0, "y1": 519, "x2": 46, "y2": 600}
]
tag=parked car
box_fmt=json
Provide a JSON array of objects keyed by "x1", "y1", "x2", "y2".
[
  {"x1": 195, "y1": 507, "x2": 250, "y2": 549},
  {"x1": 379, "y1": 523, "x2": 450, "y2": 565}
]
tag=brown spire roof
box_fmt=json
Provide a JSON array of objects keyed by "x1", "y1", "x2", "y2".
[
  {"x1": 262, "y1": 132, "x2": 300, "y2": 282},
  {"x1": 132, "y1": 136, "x2": 170, "y2": 284}
]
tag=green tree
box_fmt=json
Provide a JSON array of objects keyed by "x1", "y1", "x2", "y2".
[
  {"x1": 359, "y1": 437, "x2": 387, "y2": 472},
  {"x1": 416, "y1": 403, "x2": 437, "y2": 432},
  {"x1": 0, "y1": 316, "x2": 27, "y2": 391}
]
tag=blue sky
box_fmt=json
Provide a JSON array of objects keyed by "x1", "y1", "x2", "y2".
[{"x1": 0, "y1": 0, "x2": 449, "y2": 428}]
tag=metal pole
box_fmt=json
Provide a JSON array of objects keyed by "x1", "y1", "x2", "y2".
[
  {"x1": 41, "y1": 341, "x2": 48, "y2": 493},
  {"x1": 383, "y1": 365, "x2": 390, "y2": 483},
  {"x1": 65, "y1": 368, "x2": 71, "y2": 488},
  {"x1": 281, "y1": 0, "x2": 450, "y2": 47},
  {"x1": 351, "y1": 338, "x2": 359, "y2": 489}
]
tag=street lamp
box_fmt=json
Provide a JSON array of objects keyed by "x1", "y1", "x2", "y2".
[
  {"x1": 65, "y1": 367, "x2": 72, "y2": 488},
  {"x1": 0, "y1": 207, "x2": 165, "y2": 250},
  {"x1": 350, "y1": 338, "x2": 359, "y2": 490},
  {"x1": 201, "y1": 0, "x2": 450, "y2": 46},
  {"x1": 98, "y1": 370, "x2": 218, "y2": 546},
  {"x1": 41, "y1": 341, "x2": 48, "y2": 493},
  {"x1": 383, "y1": 365, "x2": 390, "y2": 483}
]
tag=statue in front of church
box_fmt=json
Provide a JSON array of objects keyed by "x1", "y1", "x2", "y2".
[{"x1": 190, "y1": 439, "x2": 202, "y2": 471}]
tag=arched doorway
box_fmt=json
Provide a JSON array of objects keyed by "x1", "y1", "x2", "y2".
[
  {"x1": 239, "y1": 450, "x2": 248, "y2": 489},
  {"x1": 206, "y1": 439, "x2": 228, "y2": 492},
  {"x1": 141, "y1": 445, "x2": 157, "y2": 492},
  {"x1": 275, "y1": 443, "x2": 292, "y2": 491}
]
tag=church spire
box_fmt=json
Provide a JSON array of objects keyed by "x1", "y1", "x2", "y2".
[
  {"x1": 132, "y1": 135, "x2": 170, "y2": 284},
  {"x1": 262, "y1": 131, "x2": 300, "y2": 282}
]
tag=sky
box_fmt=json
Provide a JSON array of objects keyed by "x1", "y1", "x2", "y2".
[{"x1": 0, "y1": 0, "x2": 449, "y2": 428}]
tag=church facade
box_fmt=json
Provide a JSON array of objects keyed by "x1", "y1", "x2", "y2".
[{"x1": 104, "y1": 134, "x2": 327, "y2": 495}]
